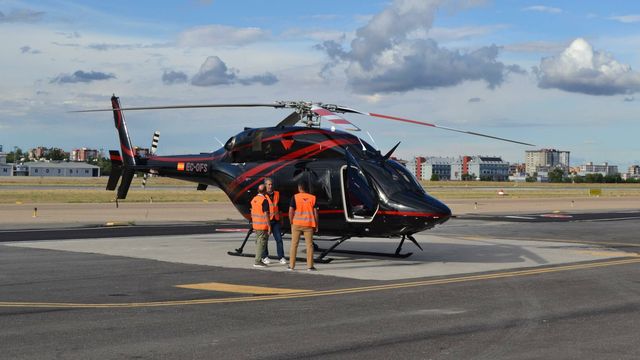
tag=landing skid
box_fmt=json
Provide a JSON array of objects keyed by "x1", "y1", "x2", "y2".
[
  {"x1": 313, "y1": 247, "x2": 413, "y2": 259},
  {"x1": 227, "y1": 229, "x2": 422, "y2": 264},
  {"x1": 226, "y1": 228, "x2": 334, "y2": 263},
  {"x1": 226, "y1": 250, "x2": 323, "y2": 264},
  {"x1": 314, "y1": 234, "x2": 422, "y2": 262}
]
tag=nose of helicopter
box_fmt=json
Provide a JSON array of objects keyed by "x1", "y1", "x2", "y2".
[
  {"x1": 419, "y1": 193, "x2": 451, "y2": 224},
  {"x1": 386, "y1": 191, "x2": 452, "y2": 227}
]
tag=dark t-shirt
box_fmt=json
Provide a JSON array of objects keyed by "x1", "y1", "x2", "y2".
[{"x1": 258, "y1": 195, "x2": 269, "y2": 212}]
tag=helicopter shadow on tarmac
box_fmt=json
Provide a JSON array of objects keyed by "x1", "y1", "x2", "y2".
[{"x1": 315, "y1": 238, "x2": 549, "y2": 266}]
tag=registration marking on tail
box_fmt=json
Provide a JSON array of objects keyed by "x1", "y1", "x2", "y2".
[{"x1": 175, "y1": 282, "x2": 311, "y2": 295}]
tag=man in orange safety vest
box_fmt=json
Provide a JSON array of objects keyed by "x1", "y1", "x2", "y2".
[
  {"x1": 288, "y1": 181, "x2": 319, "y2": 271},
  {"x1": 261, "y1": 178, "x2": 286, "y2": 265},
  {"x1": 251, "y1": 184, "x2": 271, "y2": 267}
]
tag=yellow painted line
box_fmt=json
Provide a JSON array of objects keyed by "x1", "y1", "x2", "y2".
[
  {"x1": 574, "y1": 250, "x2": 639, "y2": 257},
  {"x1": 1, "y1": 257, "x2": 640, "y2": 309},
  {"x1": 175, "y1": 282, "x2": 311, "y2": 295},
  {"x1": 458, "y1": 235, "x2": 640, "y2": 249}
]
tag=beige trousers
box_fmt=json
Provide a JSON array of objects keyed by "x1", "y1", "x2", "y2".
[{"x1": 290, "y1": 224, "x2": 314, "y2": 269}]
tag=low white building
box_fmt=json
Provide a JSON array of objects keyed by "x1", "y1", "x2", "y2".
[
  {"x1": 578, "y1": 162, "x2": 618, "y2": 176},
  {"x1": 18, "y1": 162, "x2": 100, "y2": 177},
  {"x1": 0, "y1": 151, "x2": 13, "y2": 176},
  {"x1": 407, "y1": 156, "x2": 454, "y2": 180},
  {"x1": 452, "y1": 156, "x2": 510, "y2": 181},
  {"x1": 622, "y1": 165, "x2": 640, "y2": 180}
]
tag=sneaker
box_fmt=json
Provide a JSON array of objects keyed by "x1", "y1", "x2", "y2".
[
  {"x1": 307, "y1": 267, "x2": 317, "y2": 271},
  {"x1": 286, "y1": 267, "x2": 294, "y2": 271},
  {"x1": 279, "y1": 258, "x2": 287, "y2": 265},
  {"x1": 253, "y1": 263, "x2": 267, "y2": 268},
  {"x1": 262, "y1": 257, "x2": 271, "y2": 264}
]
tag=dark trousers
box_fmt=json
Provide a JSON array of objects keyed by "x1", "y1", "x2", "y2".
[{"x1": 262, "y1": 221, "x2": 284, "y2": 259}]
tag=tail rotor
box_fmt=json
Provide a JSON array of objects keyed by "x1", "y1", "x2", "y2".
[{"x1": 141, "y1": 131, "x2": 160, "y2": 189}]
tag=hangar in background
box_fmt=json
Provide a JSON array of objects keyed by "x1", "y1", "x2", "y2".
[{"x1": 14, "y1": 162, "x2": 100, "y2": 177}]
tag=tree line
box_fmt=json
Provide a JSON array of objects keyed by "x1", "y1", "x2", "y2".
[{"x1": 3, "y1": 147, "x2": 112, "y2": 175}]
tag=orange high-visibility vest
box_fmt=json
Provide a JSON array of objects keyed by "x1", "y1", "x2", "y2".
[
  {"x1": 292, "y1": 192, "x2": 317, "y2": 227},
  {"x1": 250, "y1": 195, "x2": 269, "y2": 231},
  {"x1": 266, "y1": 191, "x2": 280, "y2": 221}
]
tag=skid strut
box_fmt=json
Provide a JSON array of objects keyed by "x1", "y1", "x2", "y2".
[
  {"x1": 314, "y1": 236, "x2": 349, "y2": 264},
  {"x1": 229, "y1": 230, "x2": 423, "y2": 263},
  {"x1": 227, "y1": 228, "x2": 319, "y2": 263},
  {"x1": 315, "y1": 234, "x2": 423, "y2": 260}
]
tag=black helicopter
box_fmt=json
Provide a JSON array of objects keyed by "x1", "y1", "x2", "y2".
[{"x1": 77, "y1": 95, "x2": 533, "y2": 262}]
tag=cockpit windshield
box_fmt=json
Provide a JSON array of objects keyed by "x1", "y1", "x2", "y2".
[{"x1": 361, "y1": 160, "x2": 426, "y2": 197}]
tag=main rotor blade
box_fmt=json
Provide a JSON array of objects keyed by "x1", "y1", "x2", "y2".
[
  {"x1": 70, "y1": 103, "x2": 285, "y2": 113},
  {"x1": 311, "y1": 106, "x2": 360, "y2": 132},
  {"x1": 276, "y1": 111, "x2": 301, "y2": 127},
  {"x1": 334, "y1": 106, "x2": 535, "y2": 146}
]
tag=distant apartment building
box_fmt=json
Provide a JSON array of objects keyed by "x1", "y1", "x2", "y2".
[
  {"x1": 407, "y1": 156, "x2": 454, "y2": 180},
  {"x1": 578, "y1": 162, "x2": 619, "y2": 176},
  {"x1": 525, "y1": 149, "x2": 570, "y2": 175},
  {"x1": 424, "y1": 157, "x2": 453, "y2": 180},
  {"x1": 623, "y1": 165, "x2": 640, "y2": 180},
  {"x1": 30, "y1": 146, "x2": 48, "y2": 159},
  {"x1": 70, "y1": 148, "x2": 99, "y2": 162},
  {"x1": 508, "y1": 163, "x2": 526, "y2": 176},
  {"x1": 407, "y1": 157, "x2": 425, "y2": 180},
  {"x1": 452, "y1": 155, "x2": 510, "y2": 181}
]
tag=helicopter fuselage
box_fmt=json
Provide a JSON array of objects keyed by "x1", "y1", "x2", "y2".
[{"x1": 135, "y1": 126, "x2": 451, "y2": 237}]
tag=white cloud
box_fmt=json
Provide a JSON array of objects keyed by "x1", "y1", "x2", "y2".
[
  {"x1": 191, "y1": 56, "x2": 278, "y2": 86},
  {"x1": 178, "y1": 24, "x2": 270, "y2": 47},
  {"x1": 50, "y1": 70, "x2": 116, "y2": 84},
  {"x1": 523, "y1": 6, "x2": 562, "y2": 14},
  {"x1": 162, "y1": 70, "x2": 188, "y2": 85},
  {"x1": 191, "y1": 56, "x2": 236, "y2": 85},
  {"x1": 608, "y1": 14, "x2": 640, "y2": 23},
  {"x1": 317, "y1": 0, "x2": 516, "y2": 94},
  {"x1": 0, "y1": 8, "x2": 45, "y2": 23},
  {"x1": 536, "y1": 38, "x2": 640, "y2": 95}
]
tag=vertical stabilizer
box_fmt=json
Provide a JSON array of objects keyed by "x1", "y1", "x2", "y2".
[
  {"x1": 111, "y1": 95, "x2": 136, "y2": 167},
  {"x1": 110, "y1": 95, "x2": 135, "y2": 199}
]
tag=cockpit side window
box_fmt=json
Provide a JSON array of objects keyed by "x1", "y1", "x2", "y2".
[{"x1": 361, "y1": 160, "x2": 426, "y2": 197}]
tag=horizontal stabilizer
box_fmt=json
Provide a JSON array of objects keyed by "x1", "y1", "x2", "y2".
[
  {"x1": 106, "y1": 150, "x2": 123, "y2": 191},
  {"x1": 117, "y1": 169, "x2": 135, "y2": 199},
  {"x1": 106, "y1": 149, "x2": 135, "y2": 199}
]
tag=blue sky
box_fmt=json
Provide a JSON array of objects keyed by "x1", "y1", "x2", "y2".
[{"x1": 1, "y1": 0, "x2": 639, "y2": 168}]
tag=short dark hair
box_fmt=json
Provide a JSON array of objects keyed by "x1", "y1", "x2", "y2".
[{"x1": 297, "y1": 181, "x2": 308, "y2": 192}]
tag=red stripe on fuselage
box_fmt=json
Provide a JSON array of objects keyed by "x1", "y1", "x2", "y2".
[
  {"x1": 228, "y1": 135, "x2": 353, "y2": 192},
  {"x1": 377, "y1": 210, "x2": 445, "y2": 218},
  {"x1": 231, "y1": 138, "x2": 358, "y2": 200},
  {"x1": 243, "y1": 210, "x2": 444, "y2": 221}
]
